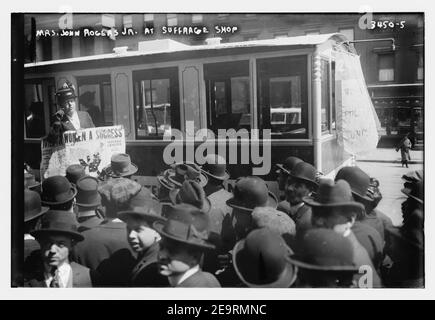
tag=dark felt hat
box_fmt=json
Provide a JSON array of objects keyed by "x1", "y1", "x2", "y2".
[
  {"x1": 153, "y1": 203, "x2": 214, "y2": 250},
  {"x1": 118, "y1": 188, "x2": 165, "y2": 225},
  {"x1": 65, "y1": 164, "x2": 86, "y2": 186},
  {"x1": 201, "y1": 154, "x2": 230, "y2": 181},
  {"x1": 41, "y1": 176, "x2": 77, "y2": 206},
  {"x1": 169, "y1": 180, "x2": 211, "y2": 213},
  {"x1": 75, "y1": 176, "x2": 101, "y2": 208},
  {"x1": 288, "y1": 228, "x2": 359, "y2": 272},
  {"x1": 335, "y1": 166, "x2": 373, "y2": 203},
  {"x1": 31, "y1": 210, "x2": 84, "y2": 242},
  {"x1": 232, "y1": 228, "x2": 297, "y2": 288},
  {"x1": 167, "y1": 162, "x2": 208, "y2": 188},
  {"x1": 25, "y1": 189, "x2": 49, "y2": 223},
  {"x1": 303, "y1": 179, "x2": 364, "y2": 214},
  {"x1": 276, "y1": 156, "x2": 304, "y2": 175},
  {"x1": 288, "y1": 162, "x2": 319, "y2": 189},
  {"x1": 157, "y1": 169, "x2": 178, "y2": 191},
  {"x1": 103, "y1": 153, "x2": 138, "y2": 178},
  {"x1": 226, "y1": 176, "x2": 278, "y2": 212},
  {"x1": 24, "y1": 172, "x2": 40, "y2": 190},
  {"x1": 401, "y1": 180, "x2": 424, "y2": 204}
]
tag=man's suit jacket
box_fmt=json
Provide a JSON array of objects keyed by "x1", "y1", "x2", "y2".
[
  {"x1": 24, "y1": 262, "x2": 92, "y2": 287},
  {"x1": 177, "y1": 270, "x2": 221, "y2": 288},
  {"x1": 73, "y1": 219, "x2": 136, "y2": 286}
]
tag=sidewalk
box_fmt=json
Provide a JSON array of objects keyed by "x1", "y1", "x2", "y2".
[{"x1": 355, "y1": 147, "x2": 424, "y2": 164}]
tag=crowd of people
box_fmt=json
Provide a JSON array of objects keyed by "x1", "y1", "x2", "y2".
[{"x1": 21, "y1": 150, "x2": 424, "y2": 288}]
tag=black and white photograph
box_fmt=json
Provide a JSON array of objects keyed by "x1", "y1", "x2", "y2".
[{"x1": 7, "y1": 3, "x2": 431, "y2": 302}]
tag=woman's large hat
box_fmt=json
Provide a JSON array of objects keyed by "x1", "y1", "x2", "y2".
[
  {"x1": 232, "y1": 228, "x2": 297, "y2": 288},
  {"x1": 288, "y1": 228, "x2": 359, "y2": 272},
  {"x1": 201, "y1": 154, "x2": 230, "y2": 181},
  {"x1": 75, "y1": 176, "x2": 102, "y2": 208},
  {"x1": 153, "y1": 203, "x2": 215, "y2": 250},
  {"x1": 335, "y1": 166, "x2": 373, "y2": 203},
  {"x1": 31, "y1": 210, "x2": 84, "y2": 242},
  {"x1": 226, "y1": 176, "x2": 278, "y2": 212},
  {"x1": 103, "y1": 153, "x2": 138, "y2": 178},
  {"x1": 25, "y1": 189, "x2": 49, "y2": 223},
  {"x1": 167, "y1": 162, "x2": 208, "y2": 188},
  {"x1": 303, "y1": 179, "x2": 364, "y2": 214},
  {"x1": 41, "y1": 176, "x2": 77, "y2": 206}
]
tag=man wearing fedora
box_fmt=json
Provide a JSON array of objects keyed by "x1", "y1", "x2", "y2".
[
  {"x1": 383, "y1": 180, "x2": 424, "y2": 287},
  {"x1": 304, "y1": 179, "x2": 382, "y2": 287},
  {"x1": 75, "y1": 176, "x2": 104, "y2": 232},
  {"x1": 154, "y1": 203, "x2": 221, "y2": 287},
  {"x1": 41, "y1": 175, "x2": 77, "y2": 212},
  {"x1": 232, "y1": 228, "x2": 297, "y2": 288},
  {"x1": 277, "y1": 162, "x2": 319, "y2": 237},
  {"x1": 289, "y1": 228, "x2": 360, "y2": 288},
  {"x1": 24, "y1": 189, "x2": 49, "y2": 260},
  {"x1": 65, "y1": 164, "x2": 86, "y2": 186},
  {"x1": 118, "y1": 195, "x2": 169, "y2": 287},
  {"x1": 334, "y1": 167, "x2": 387, "y2": 270},
  {"x1": 74, "y1": 177, "x2": 147, "y2": 286},
  {"x1": 24, "y1": 210, "x2": 92, "y2": 287}
]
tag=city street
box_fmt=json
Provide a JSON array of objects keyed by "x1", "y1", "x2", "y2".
[{"x1": 356, "y1": 148, "x2": 424, "y2": 226}]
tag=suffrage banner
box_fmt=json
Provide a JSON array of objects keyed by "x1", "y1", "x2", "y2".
[
  {"x1": 41, "y1": 125, "x2": 125, "y2": 180},
  {"x1": 335, "y1": 51, "x2": 380, "y2": 155}
]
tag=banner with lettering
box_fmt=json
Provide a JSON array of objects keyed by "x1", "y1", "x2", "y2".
[
  {"x1": 335, "y1": 51, "x2": 380, "y2": 155},
  {"x1": 41, "y1": 125, "x2": 125, "y2": 180}
]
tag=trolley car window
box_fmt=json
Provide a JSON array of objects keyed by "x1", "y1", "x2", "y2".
[
  {"x1": 77, "y1": 75, "x2": 113, "y2": 127},
  {"x1": 133, "y1": 67, "x2": 180, "y2": 139},
  {"x1": 321, "y1": 59, "x2": 331, "y2": 133},
  {"x1": 257, "y1": 55, "x2": 308, "y2": 138},
  {"x1": 204, "y1": 61, "x2": 250, "y2": 134}
]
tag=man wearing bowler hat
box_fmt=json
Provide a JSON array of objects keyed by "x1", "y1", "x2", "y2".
[
  {"x1": 232, "y1": 228, "x2": 297, "y2": 288},
  {"x1": 24, "y1": 210, "x2": 92, "y2": 287},
  {"x1": 75, "y1": 176, "x2": 104, "y2": 231},
  {"x1": 277, "y1": 162, "x2": 319, "y2": 237},
  {"x1": 275, "y1": 156, "x2": 303, "y2": 194},
  {"x1": 118, "y1": 195, "x2": 169, "y2": 287},
  {"x1": 24, "y1": 189, "x2": 49, "y2": 260},
  {"x1": 304, "y1": 179, "x2": 382, "y2": 287},
  {"x1": 288, "y1": 228, "x2": 360, "y2": 288},
  {"x1": 41, "y1": 175, "x2": 77, "y2": 212},
  {"x1": 154, "y1": 203, "x2": 220, "y2": 287},
  {"x1": 335, "y1": 166, "x2": 385, "y2": 269}
]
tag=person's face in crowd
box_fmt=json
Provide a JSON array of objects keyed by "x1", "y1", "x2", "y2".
[
  {"x1": 39, "y1": 234, "x2": 73, "y2": 268},
  {"x1": 277, "y1": 170, "x2": 288, "y2": 191},
  {"x1": 285, "y1": 177, "x2": 311, "y2": 205},
  {"x1": 157, "y1": 238, "x2": 196, "y2": 276},
  {"x1": 126, "y1": 217, "x2": 161, "y2": 253},
  {"x1": 311, "y1": 208, "x2": 356, "y2": 236},
  {"x1": 232, "y1": 209, "x2": 254, "y2": 240},
  {"x1": 60, "y1": 98, "x2": 76, "y2": 116}
]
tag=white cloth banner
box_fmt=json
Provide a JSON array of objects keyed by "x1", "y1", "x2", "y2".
[
  {"x1": 41, "y1": 125, "x2": 126, "y2": 180},
  {"x1": 335, "y1": 51, "x2": 380, "y2": 155}
]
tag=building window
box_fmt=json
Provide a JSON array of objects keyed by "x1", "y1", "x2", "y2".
[
  {"x1": 123, "y1": 15, "x2": 133, "y2": 30},
  {"x1": 321, "y1": 59, "x2": 331, "y2": 133},
  {"x1": 38, "y1": 36, "x2": 52, "y2": 61},
  {"x1": 257, "y1": 55, "x2": 308, "y2": 139},
  {"x1": 339, "y1": 28, "x2": 354, "y2": 41},
  {"x1": 417, "y1": 51, "x2": 423, "y2": 80},
  {"x1": 59, "y1": 32, "x2": 73, "y2": 59},
  {"x1": 378, "y1": 53, "x2": 395, "y2": 81},
  {"x1": 133, "y1": 67, "x2": 180, "y2": 139},
  {"x1": 204, "y1": 61, "x2": 251, "y2": 134},
  {"x1": 144, "y1": 14, "x2": 154, "y2": 29},
  {"x1": 167, "y1": 14, "x2": 177, "y2": 26},
  {"x1": 102, "y1": 14, "x2": 115, "y2": 28},
  {"x1": 77, "y1": 75, "x2": 113, "y2": 127},
  {"x1": 306, "y1": 31, "x2": 320, "y2": 35},
  {"x1": 192, "y1": 14, "x2": 203, "y2": 24}
]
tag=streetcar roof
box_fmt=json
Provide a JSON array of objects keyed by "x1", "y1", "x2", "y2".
[{"x1": 25, "y1": 33, "x2": 350, "y2": 69}]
